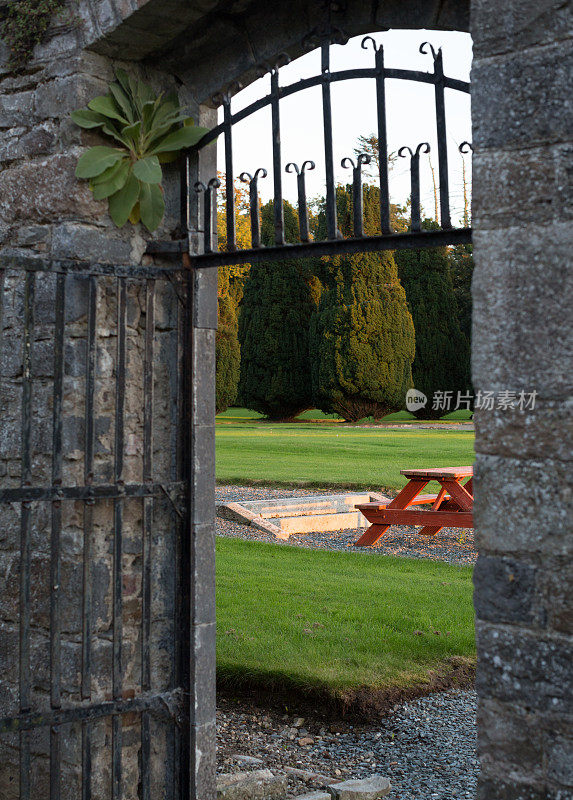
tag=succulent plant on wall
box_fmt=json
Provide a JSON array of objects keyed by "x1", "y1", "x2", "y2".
[{"x1": 71, "y1": 70, "x2": 209, "y2": 232}]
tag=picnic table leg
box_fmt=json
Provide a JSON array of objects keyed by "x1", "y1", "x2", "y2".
[
  {"x1": 417, "y1": 485, "x2": 448, "y2": 536},
  {"x1": 354, "y1": 479, "x2": 428, "y2": 547},
  {"x1": 417, "y1": 477, "x2": 473, "y2": 536}
]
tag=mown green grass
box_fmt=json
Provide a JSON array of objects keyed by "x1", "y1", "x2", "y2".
[
  {"x1": 216, "y1": 423, "x2": 474, "y2": 490},
  {"x1": 217, "y1": 539, "x2": 475, "y2": 694},
  {"x1": 215, "y1": 407, "x2": 473, "y2": 424}
]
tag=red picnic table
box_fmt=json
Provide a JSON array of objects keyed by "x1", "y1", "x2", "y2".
[{"x1": 354, "y1": 466, "x2": 473, "y2": 547}]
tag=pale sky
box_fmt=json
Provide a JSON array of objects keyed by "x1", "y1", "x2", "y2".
[{"x1": 218, "y1": 29, "x2": 473, "y2": 225}]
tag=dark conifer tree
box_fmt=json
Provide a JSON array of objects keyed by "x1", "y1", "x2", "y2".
[
  {"x1": 394, "y1": 226, "x2": 471, "y2": 418},
  {"x1": 310, "y1": 248, "x2": 415, "y2": 421},
  {"x1": 238, "y1": 200, "x2": 318, "y2": 419}
]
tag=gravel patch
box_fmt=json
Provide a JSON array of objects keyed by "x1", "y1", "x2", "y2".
[
  {"x1": 216, "y1": 486, "x2": 476, "y2": 567},
  {"x1": 217, "y1": 689, "x2": 477, "y2": 799}
]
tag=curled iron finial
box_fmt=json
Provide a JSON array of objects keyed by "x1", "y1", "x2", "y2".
[
  {"x1": 459, "y1": 141, "x2": 474, "y2": 153},
  {"x1": 208, "y1": 177, "x2": 221, "y2": 190},
  {"x1": 239, "y1": 168, "x2": 267, "y2": 183},
  {"x1": 194, "y1": 181, "x2": 207, "y2": 193},
  {"x1": 286, "y1": 160, "x2": 315, "y2": 176},
  {"x1": 399, "y1": 143, "x2": 430, "y2": 159},
  {"x1": 419, "y1": 41, "x2": 440, "y2": 61},
  {"x1": 341, "y1": 153, "x2": 371, "y2": 170},
  {"x1": 361, "y1": 35, "x2": 381, "y2": 52}
]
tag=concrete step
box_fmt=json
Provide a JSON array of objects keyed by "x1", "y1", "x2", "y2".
[
  {"x1": 274, "y1": 511, "x2": 368, "y2": 534},
  {"x1": 241, "y1": 494, "x2": 372, "y2": 519}
]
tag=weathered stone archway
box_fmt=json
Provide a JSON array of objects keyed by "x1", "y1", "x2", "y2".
[{"x1": 1, "y1": 1, "x2": 571, "y2": 799}]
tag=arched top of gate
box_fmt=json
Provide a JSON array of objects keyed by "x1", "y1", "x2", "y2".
[{"x1": 85, "y1": 0, "x2": 469, "y2": 102}]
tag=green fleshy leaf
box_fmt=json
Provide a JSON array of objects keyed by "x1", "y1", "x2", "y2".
[
  {"x1": 149, "y1": 124, "x2": 210, "y2": 154},
  {"x1": 122, "y1": 120, "x2": 142, "y2": 148},
  {"x1": 91, "y1": 158, "x2": 131, "y2": 199},
  {"x1": 139, "y1": 182, "x2": 165, "y2": 232},
  {"x1": 133, "y1": 155, "x2": 162, "y2": 184},
  {"x1": 109, "y1": 83, "x2": 135, "y2": 123},
  {"x1": 114, "y1": 69, "x2": 132, "y2": 97},
  {"x1": 101, "y1": 123, "x2": 132, "y2": 148},
  {"x1": 70, "y1": 109, "x2": 107, "y2": 129},
  {"x1": 108, "y1": 171, "x2": 140, "y2": 227},
  {"x1": 88, "y1": 95, "x2": 128, "y2": 124},
  {"x1": 76, "y1": 146, "x2": 125, "y2": 178}
]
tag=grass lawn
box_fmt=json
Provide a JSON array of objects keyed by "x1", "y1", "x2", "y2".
[
  {"x1": 216, "y1": 423, "x2": 474, "y2": 490},
  {"x1": 217, "y1": 539, "x2": 475, "y2": 700},
  {"x1": 216, "y1": 407, "x2": 473, "y2": 424}
]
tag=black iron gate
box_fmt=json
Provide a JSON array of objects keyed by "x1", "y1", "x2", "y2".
[
  {"x1": 0, "y1": 259, "x2": 195, "y2": 799},
  {"x1": 149, "y1": 33, "x2": 472, "y2": 266}
]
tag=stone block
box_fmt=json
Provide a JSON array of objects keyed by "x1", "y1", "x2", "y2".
[
  {"x1": 192, "y1": 522, "x2": 216, "y2": 625},
  {"x1": 192, "y1": 621, "x2": 216, "y2": 726},
  {"x1": 472, "y1": 43, "x2": 573, "y2": 148},
  {"x1": 326, "y1": 775, "x2": 391, "y2": 799},
  {"x1": 476, "y1": 622, "x2": 573, "y2": 714},
  {"x1": 471, "y1": 0, "x2": 571, "y2": 57},
  {"x1": 472, "y1": 144, "x2": 572, "y2": 228},
  {"x1": 0, "y1": 154, "x2": 105, "y2": 225},
  {"x1": 294, "y1": 793, "x2": 331, "y2": 800},
  {"x1": 540, "y1": 562, "x2": 573, "y2": 635},
  {"x1": 474, "y1": 399, "x2": 573, "y2": 462},
  {"x1": 472, "y1": 223, "x2": 572, "y2": 395},
  {"x1": 0, "y1": 91, "x2": 35, "y2": 127},
  {"x1": 473, "y1": 554, "x2": 539, "y2": 626},
  {"x1": 477, "y1": 777, "x2": 552, "y2": 800},
  {"x1": 546, "y1": 733, "x2": 573, "y2": 787},
  {"x1": 473, "y1": 455, "x2": 571, "y2": 555},
  {"x1": 193, "y1": 327, "x2": 216, "y2": 424},
  {"x1": 216, "y1": 769, "x2": 288, "y2": 800},
  {"x1": 477, "y1": 698, "x2": 543, "y2": 780},
  {"x1": 52, "y1": 222, "x2": 133, "y2": 263}
]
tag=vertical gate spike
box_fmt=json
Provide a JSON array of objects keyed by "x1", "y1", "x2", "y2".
[
  {"x1": 286, "y1": 161, "x2": 315, "y2": 243},
  {"x1": 362, "y1": 35, "x2": 391, "y2": 234},
  {"x1": 239, "y1": 168, "x2": 267, "y2": 249},
  {"x1": 195, "y1": 179, "x2": 221, "y2": 254},
  {"x1": 341, "y1": 153, "x2": 371, "y2": 238},
  {"x1": 399, "y1": 143, "x2": 430, "y2": 233}
]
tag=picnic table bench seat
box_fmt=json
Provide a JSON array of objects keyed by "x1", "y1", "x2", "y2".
[{"x1": 355, "y1": 466, "x2": 474, "y2": 547}]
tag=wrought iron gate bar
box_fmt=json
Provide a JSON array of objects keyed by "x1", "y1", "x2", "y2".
[
  {"x1": 179, "y1": 227, "x2": 472, "y2": 268},
  {"x1": 112, "y1": 277, "x2": 127, "y2": 800},
  {"x1": 0, "y1": 689, "x2": 184, "y2": 735},
  {"x1": 193, "y1": 67, "x2": 469, "y2": 153},
  {"x1": 20, "y1": 268, "x2": 35, "y2": 800},
  {"x1": 0, "y1": 481, "x2": 185, "y2": 503},
  {"x1": 50, "y1": 271, "x2": 66, "y2": 800},
  {"x1": 141, "y1": 278, "x2": 155, "y2": 800}
]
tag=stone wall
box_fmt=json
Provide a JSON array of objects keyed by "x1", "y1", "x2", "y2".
[
  {"x1": 0, "y1": 4, "x2": 217, "y2": 798},
  {"x1": 471, "y1": 1, "x2": 573, "y2": 798}
]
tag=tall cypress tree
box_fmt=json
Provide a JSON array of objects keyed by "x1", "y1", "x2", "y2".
[
  {"x1": 238, "y1": 200, "x2": 318, "y2": 419},
  {"x1": 395, "y1": 227, "x2": 471, "y2": 418},
  {"x1": 216, "y1": 266, "x2": 241, "y2": 414},
  {"x1": 310, "y1": 248, "x2": 415, "y2": 421}
]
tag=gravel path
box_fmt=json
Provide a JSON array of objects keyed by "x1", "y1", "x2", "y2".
[
  {"x1": 216, "y1": 485, "x2": 476, "y2": 567},
  {"x1": 217, "y1": 689, "x2": 478, "y2": 799}
]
